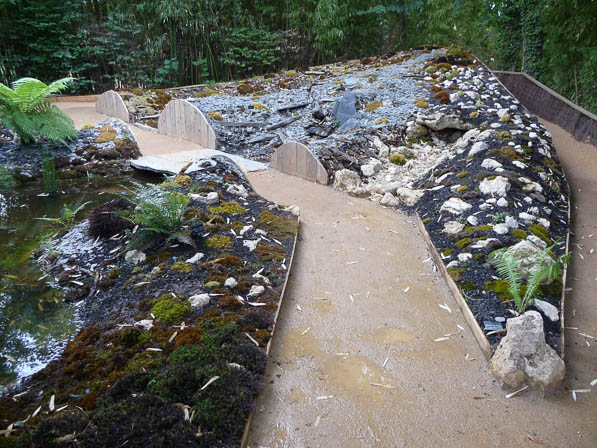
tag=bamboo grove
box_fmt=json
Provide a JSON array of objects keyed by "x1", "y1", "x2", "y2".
[{"x1": 1, "y1": 0, "x2": 595, "y2": 113}]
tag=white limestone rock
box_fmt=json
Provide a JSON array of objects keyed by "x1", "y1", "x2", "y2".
[
  {"x1": 479, "y1": 176, "x2": 510, "y2": 197},
  {"x1": 125, "y1": 250, "x2": 146, "y2": 264},
  {"x1": 380, "y1": 192, "x2": 399, "y2": 207},
  {"x1": 395, "y1": 187, "x2": 425, "y2": 206},
  {"x1": 443, "y1": 221, "x2": 465, "y2": 235},
  {"x1": 490, "y1": 311, "x2": 565, "y2": 391},
  {"x1": 440, "y1": 197, "x2": 472, "y2": 215},
  {"x1": 533, "y1": 299, "x2": 560, "y2": 322},
  {"x1": 189, "y1": 293, "x2": 211, "y2": 308},
  {"x1": 333, "y1": 169, "x2": 361, "y2": 193}
]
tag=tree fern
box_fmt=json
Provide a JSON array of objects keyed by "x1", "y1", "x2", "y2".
[{"x1": 0, "y1": 77, "x2": 77, "y2": 144}]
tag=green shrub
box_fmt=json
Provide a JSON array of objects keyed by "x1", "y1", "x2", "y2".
[{"x1": 0, "y1": 77, "x2": 77, "y2": 144}]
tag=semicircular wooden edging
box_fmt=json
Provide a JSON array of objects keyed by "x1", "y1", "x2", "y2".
[
  {"x1": 270, "y1": 141, "x2": 328, "y2": 185},
  {"x1": 157, "y1": 99, "x2": 217, "y2": 149},
  {"x1": 95, "y1": 90, "x2": 129, "y2": 123}
]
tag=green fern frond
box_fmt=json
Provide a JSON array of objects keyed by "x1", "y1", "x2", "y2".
[
  {"x1": 0, "y1": 77, "x2": 76, "y2": 144},
  {"x1": 491, "y1": 248, "x2": 523, "y2": 310}
]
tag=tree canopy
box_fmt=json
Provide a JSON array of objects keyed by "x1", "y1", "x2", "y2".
[{"x1": 1, "y1": 0, "x2": 595, "y2": 112}]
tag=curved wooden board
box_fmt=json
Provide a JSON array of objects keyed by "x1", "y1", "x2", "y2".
[
  {"x1": 415, "y1": 213, "x2": 493, "y2": 360},
  {"x1": 271, "y1": 141, "x2": 328, "y2": 185},
  {"x1": 95, "y1": 90, "x2": 129, "y2": 122},
  {"x1": 157, "y1": 99, "x2": 217, "y2": 148},
  {"x1": 241, "y1": 216, "x2": 300, "y2": 448}
]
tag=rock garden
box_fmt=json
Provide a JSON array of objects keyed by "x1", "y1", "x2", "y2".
[
  {"x1": 0, "y1": 46, "x2": 574, "y2": 445},
  {"x1": 1, "y1": 78, "x2": 299, "y2": 446}
]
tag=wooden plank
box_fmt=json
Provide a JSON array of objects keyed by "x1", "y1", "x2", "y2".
[
  {"x1": 157, "y1": 99, "x2": 217, "y2": 148},
  {"x1": 296, "y1": 140, "x2": 307, "y2": 175},
  {"x1": 95, "y1": 90, "x2": 129, "y2": 122},
  {"x1": 305, "y1": 147, "x2": 317, "y2": 182},
  {"x1": 272, "y1": 141, "x2": 328, "y2": 185},
  {"x1": 240, "y1": 216, "x2": 300, "y2": 448},
  {"x1": 560, "y1": 172, "x2": 572, "y2": 359},
  {"x1": 415, "y1": 213, "x2": 493, "y2": 360}
]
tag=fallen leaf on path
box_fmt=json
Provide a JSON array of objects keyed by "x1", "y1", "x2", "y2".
[
  {"x1": 505, "y1": 385, "x2": 529, "y2": 398},
  {"x1": 439, "y1": 303, "x2": 452, "y2": 313},
  {"x1": 370, "y1": 383, "x2": 396, "y2": 389},
  {"x1": 572, "y1": 389, "x2": 591, "y2": 401}
]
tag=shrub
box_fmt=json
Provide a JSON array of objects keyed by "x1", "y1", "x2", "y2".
[
  {"x1": 0, "y1": 77, "x2": 77, "y2": 144},
  {"x1": 88, "y1": 198, "x2": 135, "y2": 238}
]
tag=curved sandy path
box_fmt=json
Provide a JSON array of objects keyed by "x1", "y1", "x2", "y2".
[
  {"x1": 56, "y1": 101, "x2": 202, "y2": 155},
  {"x1": 59, "y1": 101, "x2": 597, "y2": 447},
  {"x1": 245, "y1": 169, "x2": 596, "y2": 448}
]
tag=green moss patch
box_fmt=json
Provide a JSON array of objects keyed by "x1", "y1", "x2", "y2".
[
  {"x1": 389, "y1": 153, "x2": 407, "y2": 165},
  {"x1": 485, "y1": 280, "x2": 513, "y2": 302},
  {"x1": 208, "y1": 201, "x2": 246, "y2": 215},
  {"x1": 206, "y1": 235, "x2": 233, "y2": 249},
  {"x1": 170, "y1": 261, "x2": 193, "y2": 274},
  {"x1": 257, "y1": 211, "x2": 298, "y2": 240},
  {"x1": 528, "y1": 223, "x2": 551, "y2": 244},
  {"x1": 151, "y1": 293, "x2": 191, "y2": 324},
  {"x1": 455, "y1": 237, "x2": 473, "y2": 248},
  {"x1": 512, "y1": 229, "x2": 528, "y2": 240},
  {"x1": 447, "y1": 267, "x2": 464, "y2": 282}
]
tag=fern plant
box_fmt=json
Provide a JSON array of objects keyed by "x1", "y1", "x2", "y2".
[
  {"x1": 491, "y1": 242, "x2": 569, "y2": 313},
  {"x1": 36, "y1": 201, "x2": 91, "y2": 228},
  {"x1": 118, "y1": 182, "x2": 198, "y2": 251},
  {"x1": 0, "y1": 77, "x2": 77, "y2": 144}
]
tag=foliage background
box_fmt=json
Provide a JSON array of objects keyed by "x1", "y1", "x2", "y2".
[{"x1": 0, "y1": 0, "x2": 595, "y2": 113}]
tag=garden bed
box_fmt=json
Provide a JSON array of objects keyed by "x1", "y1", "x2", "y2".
[
  {"x1": 0, "y1": 157, "x2": 299, "y2": 446},
  {"x1": 0, "y1": 118, "x2": 140, "y2": 184}
]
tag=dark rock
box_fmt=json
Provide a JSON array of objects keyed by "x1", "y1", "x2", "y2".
[
  {"x1": 332, "y1": 92, "x2": 357, "y2": 126},
  {"x1": 99, "y1": 147, "x2": 121, "y2": 160}
]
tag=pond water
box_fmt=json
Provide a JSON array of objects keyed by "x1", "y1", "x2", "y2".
[{"x1": 0, "y1": 180, "x2": 133, "y2": 394}]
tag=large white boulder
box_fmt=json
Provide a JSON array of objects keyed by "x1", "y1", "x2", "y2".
[{"x1": 490, "y1": 311, "x2": 565, "y2": 391}]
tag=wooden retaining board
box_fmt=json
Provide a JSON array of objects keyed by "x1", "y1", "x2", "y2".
[
  {"x1": 95, "y1": 90, "x2": 130, "y2": 122},
  {"x1": 240, "y1": 215, "x2": 300, "y2": 447},
  {"x1": 157, "y1": 99, "x2": 217, "y2": 149},
  {"x1": 415, "y1": 213, "x2": 493, "y2": 360},
  {"x1": 494, "y1": 71, "x2": 597, "y2": 148},
  {"x1": 271, "y1": 141, "x2": 329, "y2": 185}
]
